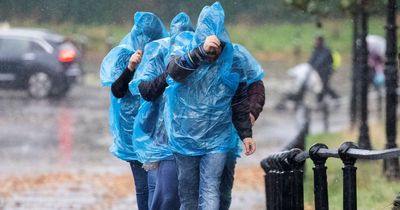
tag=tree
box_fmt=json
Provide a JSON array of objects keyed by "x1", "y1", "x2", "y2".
[{"x1": 285, "y1": 0, "x2": 341, "y2": 27}]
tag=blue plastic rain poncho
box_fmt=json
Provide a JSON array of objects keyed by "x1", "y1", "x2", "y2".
[
  {"x1": 99, "y1": 12, "x2": 167, "y2": 161},
  {"x1": 232, "y1": 43, "x2": 265, "y2": 85},
  {"x1": 164, "y1": 2, "x2": 241, "y2": 156},
  {"x1": 230, "y1": 43, "x2": 265, "y2": 156},
  {"x1": 128, "y1": 13, "x2": 194, "y2": 164}
]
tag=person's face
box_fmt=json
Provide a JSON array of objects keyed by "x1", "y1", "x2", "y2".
[{"x1": 315, "y1": 38, "x2": 323, "y2": 47}]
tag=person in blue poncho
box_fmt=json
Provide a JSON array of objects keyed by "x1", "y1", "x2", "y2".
[
  {"x1": 128, "y1": 12, "x2": 194, "y2": 210},
  {"x1": 163, "y1": 2, "x2": 256, "y2": 209},
  {"x1": 219, "y1": 43, "x2": 265, "y2": 210},
  {"x1": 99, "y1": 12, "x2": 167, "y2": 210}
]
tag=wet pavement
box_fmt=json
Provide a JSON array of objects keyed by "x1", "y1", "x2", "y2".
[{"x1": 0, "y1": 56, "x2": 373, "y2": 209}]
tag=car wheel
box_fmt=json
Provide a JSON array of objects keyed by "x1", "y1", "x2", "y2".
[{"x1": 27, "y1": 72, "x2": 52, "y2": 98}]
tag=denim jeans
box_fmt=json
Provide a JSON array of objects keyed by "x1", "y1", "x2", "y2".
[
  {"x1": 129, "y1": 160, "x2": 149, "y2": 210},
  {"x1": 175, "y1": 152, "x2": 227, "y2": 210},
  {"x1": 150, "y1": 159, "x2": 180, "y2": 210},
  {"x1": 219, "y1": 152, "x2": 237, "y2": 210},
  {"x1": 147, "y1": 168, "x2": 157, "y2": 208}
]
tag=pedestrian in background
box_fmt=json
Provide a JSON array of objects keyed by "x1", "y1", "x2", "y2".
[{"x1": 308, "y1": 36, "x2": 340, "y2": 103}]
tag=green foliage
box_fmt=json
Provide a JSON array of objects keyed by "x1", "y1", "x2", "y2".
[
  {"x1": 17, "y1": 16, "x2": 392, "y2": 62},
  {"x1": 228, "y1": 17, "x2": 385, "y2": 55},
  {"x1": 11, "y1": 17, "x2": 386, "y2": 56},
  {"x1": 340, "y1": 0, "x2": 357, "y2": 12},
  {"x1": 1, "y1": 0, "x2": 391, "y2": 26},
  {"x1": 286, "y1": 0, "x2": 388, "y2": 20},
  {"x1": 285, "y1": 0, "x2": 341, "y2": 16},
  {"x1": 0, "y1": 0, "x2": 312, "y2": 25},
  {"x1": 285, "y1": 0, "x2": 311, "y2": 11},
  {"x1": 339, "y1": 0, "x2": 387, "y2": 14}
]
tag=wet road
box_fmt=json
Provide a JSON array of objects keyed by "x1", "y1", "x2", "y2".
[
  {"x1": 0, "y1": 84, "x2": 139, "y2": 209},
  {"x1": 0, "y1": 85, "x2": 111, "y2": 172}
]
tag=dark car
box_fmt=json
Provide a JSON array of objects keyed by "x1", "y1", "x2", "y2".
[{"x1": 0, "y1": 28, "x2": 83, "y2": 98}]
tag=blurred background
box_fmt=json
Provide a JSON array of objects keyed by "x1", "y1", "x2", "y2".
[{"x1": 0, "y1": 0, "x2": 398, "y2": 209}]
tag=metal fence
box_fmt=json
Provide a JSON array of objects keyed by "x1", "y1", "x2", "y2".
[{"x1": 260, "y1": 142, "x2": 400, "y2": 210}]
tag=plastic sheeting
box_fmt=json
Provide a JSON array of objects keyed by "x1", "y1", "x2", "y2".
[
  {"x1": 108, "y1": 93, "x2": 141, "y2": 161},
  {"x1": 170, "y1": 12, "x2": 194, "y2": 39},
  {"x1": 129, "y1": 38, "x2": 170, "y2": 164},
  {"x1": 164, "y1": 2, "x2": 241, "y2": 156},
  {"x1": 100, "y1": 47, "x2": 133, "y2": 87},
  {"x1": 367, "y1": 35, "x2": 386, "y2": 88},
  {"x1": 129, "y1": 12, "x2": 194, "y2": 163},
  {"x1": 100, "y1": 12, "x2": 168, "y2": 87},
  {"x1": 367, "y1": 35, "x2": 386, "y2": 58},
  {"x1": 230, "y1": 43, "x2": 265, "y2": 156},
  {"x1": 288, "y1": 63, "x2": 322, "y2": 94},
  {"x1": 232, "y1": 43, "x2": 264, "y2": 85},
  {"x1": 99, "y1": 12, "x2": 167, "y2": 161}
]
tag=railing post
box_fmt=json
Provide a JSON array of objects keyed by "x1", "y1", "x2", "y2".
[
  {"x1": 292, "y1": 165, "x2": 304, "y2": 210},
  {"x1": 261, "y1": 149, "x2": 304, "y2": 210},
  {"x1": 277, "y1": 165, "x2": 283, "y2": 209},
  {"x1": 273, "y1": 169, "x2": 279, "y2": 210},
  {"x1": 262, "y1": 159, "x2": 273, "y2": 210},
  {"x1": 271, "y1": 169, "x2": 278, "y2": 210},
  {"x1": 277, "y1": 152, "x2": 290, "y2": 210},
  {"x1": 288, "y1": 149, "x2": 305, "y2": 210},
  {"x1": 309, "y1": 143, "x2": 329, "y2": 210},
  {"x1": 271, "y1": 154, "x2": 284, "y2": 210},
  {"x1": 357, "y1": 0, "x2": 372, "y2": 150},
  {"x1": 282, "y1": 169, "x2": 291, "y2": 210},
  {"x1": 266, "y1": 169, "x2": 274, "y2": 210},
  {"x1": 339, "y1": 142, "x2": 358, "y2": 210},
  {"x1": 350, "y1": 10, "x2": 359, "y2": 129},
  {"x1": 384, "y1": 0, "x2": 400, "y2": 180},
  {"x1": 261, "y1": 155, "x2": 277, "y2": 210}
]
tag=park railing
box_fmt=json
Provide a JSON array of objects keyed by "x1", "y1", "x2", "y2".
[{"x1": 260, "y1": 142, "x2": 400, "y2": 210}]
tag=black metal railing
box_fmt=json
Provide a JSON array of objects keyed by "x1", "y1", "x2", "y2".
[{"x1": 260, "y1": 142, "x2": 400, "y2": 210}]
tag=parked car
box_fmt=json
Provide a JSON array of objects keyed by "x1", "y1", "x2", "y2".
[{"x1": 0, "y1": 28, "x2": 83, "y2": 98}]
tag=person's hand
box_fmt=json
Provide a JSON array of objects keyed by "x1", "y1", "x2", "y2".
[
  {"x1": 203, "y1": 35, "x2": 221, "y2": 61},
  {"x1": 243, "y1": 137, "x2": 256, "y2": 156},
  {"x1": 250, "y1": 113, "x2": 255, "y2": 127},
  {"x1": 128, "y1": 50, "x2": 142, "y2": 71}
]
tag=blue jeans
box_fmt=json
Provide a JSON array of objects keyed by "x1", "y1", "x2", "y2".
[
  {"x1": 150, "y1": 159, "x2": 180, "y2": 210},
  {"x1": 175, "y1": 152, "x2": 227, "y2": 210},
  {"x1": 129, "y1": 160, "x2": 149, "y2": 210},
  {"x1": 147, "y1": 168, "x2": 157, "y2": 208},
  {"x1": 219, "y1": 152, "x2": 237, "y2": 210}
]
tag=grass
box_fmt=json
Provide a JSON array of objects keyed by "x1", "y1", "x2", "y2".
[
  {"x1": 7, "y1": 17, "x2": 388, "y2": 58},
  {"x1": 303, "y1": 124, "x2": 400, "y2": 210},
  {"x1": 228, "y1": 17, "x2": 387, "y2": 55}
]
